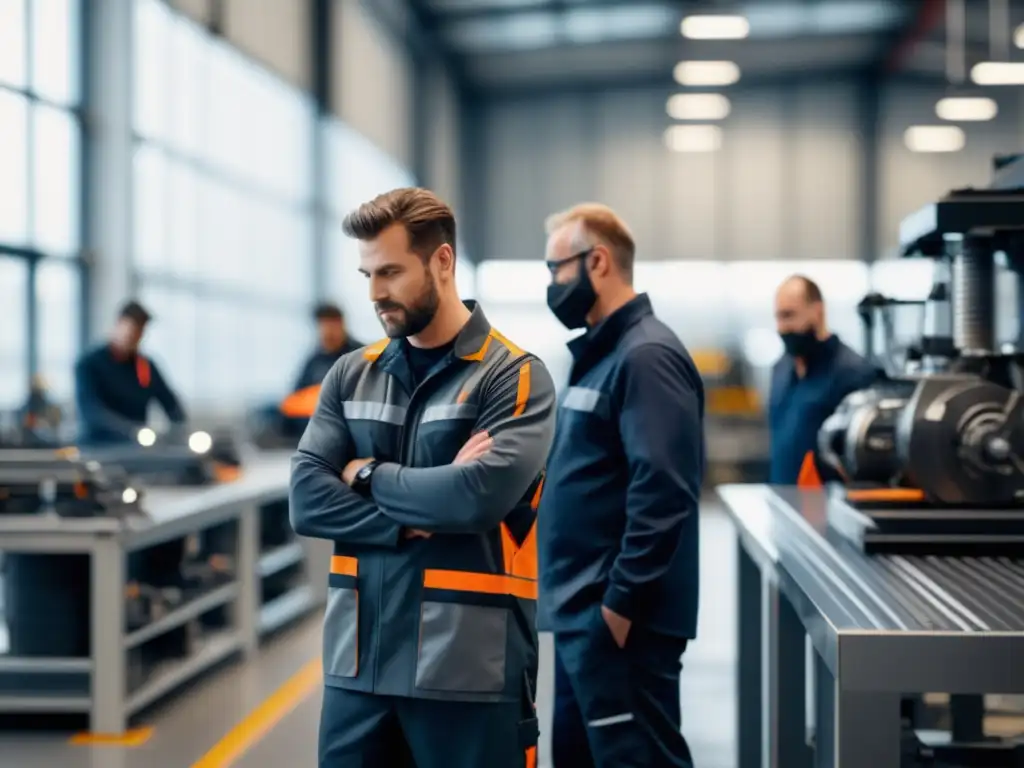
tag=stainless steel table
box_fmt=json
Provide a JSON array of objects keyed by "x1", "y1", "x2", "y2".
[
  {"x1": 718, "y1": 484, "x2": 1024, "y2": 768},
  {"x1": 0, "y1": 451, "x2": 329, "y2": 734}
]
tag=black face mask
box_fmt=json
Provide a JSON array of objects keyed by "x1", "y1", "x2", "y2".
[
  {"x1": 546, "y1": 250, "x2": 597, "y2": 330},
  {"x1": 780, "y1": 328, "x2": 820, "y2": 358}
]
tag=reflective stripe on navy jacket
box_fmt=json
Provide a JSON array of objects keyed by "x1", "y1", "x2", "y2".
[
  {"x1": 289, "y1": 301, "x2": 556, "y2": 703},
  {"x1": 537, "y1": 294, "x2": 705, "y2": 639}
]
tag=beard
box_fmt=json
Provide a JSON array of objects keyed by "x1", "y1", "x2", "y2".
[{"x1": 375, "y1": 272, "x2": 440, "y2": 339}]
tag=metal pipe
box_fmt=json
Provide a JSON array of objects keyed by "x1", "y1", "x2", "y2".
[{"x1": 951, "y1": 236, "x2": 996, "y2": 354}]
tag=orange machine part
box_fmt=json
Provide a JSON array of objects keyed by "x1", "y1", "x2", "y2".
[
  {"x1": 796, "y1": 451, "x2": 822, "y2": 489},
  {"x1": 280, "y1": 385, "x2": 321, "y2": 418}
]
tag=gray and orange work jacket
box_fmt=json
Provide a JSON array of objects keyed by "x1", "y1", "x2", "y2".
[{"x1": 289, "y1": 301, "x2": 556, "y2": 705}]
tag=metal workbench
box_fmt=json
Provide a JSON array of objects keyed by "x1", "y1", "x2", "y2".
[
  {"x1": 717, "y1": 484, "x2": 1024, "y2": 768},
  {"x1": 0, "y1": 451, "x2": 329, "y2": 734}
]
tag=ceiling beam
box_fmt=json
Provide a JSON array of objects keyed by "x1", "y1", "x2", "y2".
[
  {"x1": 426, "y1": 0, "x2": 651, "y2": 23},
  {"x1": 473, "y1": 65, "x2": 947, "y2": 103},
  {"x1": 882, "y1": 0, "x2": 944, "y2": 73}
]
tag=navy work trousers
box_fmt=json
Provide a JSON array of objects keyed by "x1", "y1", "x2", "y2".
[
  {"x1": 318, "y1": 686, "x2": 538, "y2": 768},
  {"x1": 552, "y1": 615, "x2": 694, "y2": 768}
]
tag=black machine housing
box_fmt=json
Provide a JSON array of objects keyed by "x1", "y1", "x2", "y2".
[{"x1": 817, "y1": 156, "x2": 1024, "y2": 554}]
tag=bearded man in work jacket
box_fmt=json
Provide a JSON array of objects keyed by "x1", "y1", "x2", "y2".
[{"x1": 289, "y1": 187, "x2": 556, "y2": 768}]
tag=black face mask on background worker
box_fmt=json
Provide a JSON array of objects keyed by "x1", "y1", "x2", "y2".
[
  {"x1": 779, "y1": 325, "x2": 823, "y2": 359},
  {"x1": 546, "y1": 247, "x2": 598, "y2": 330}
]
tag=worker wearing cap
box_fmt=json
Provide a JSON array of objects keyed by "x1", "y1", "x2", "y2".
[
  {"x1": 290, "y1": 187, "x2": 556, "y2": 768},
  {"x1": 74, "y1": 300, "x2": 186, "y2": 445}
]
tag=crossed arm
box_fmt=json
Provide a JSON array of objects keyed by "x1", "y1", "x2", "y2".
[{"x1": 288, "y1": 356, "x2": 557, "y2": 545}]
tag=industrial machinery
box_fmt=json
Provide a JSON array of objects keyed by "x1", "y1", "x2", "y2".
[
  {"x1": 0, "y1": 449, "x2": 142, "y2": 517},
  {"x1": 816, "y1": 167, "x2": 1024, "y2": 557},
  {"x1": 79, "y1": 425, "x2": 243, "y2": 486}
]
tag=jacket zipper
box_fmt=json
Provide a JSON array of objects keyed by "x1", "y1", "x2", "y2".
[{"x1": 372, "y1": 362, "x2": 448, "y2": 690}]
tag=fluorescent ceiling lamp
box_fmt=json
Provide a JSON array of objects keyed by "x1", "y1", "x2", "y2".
[
  {"x1": 664, "y1": 125, "x2": 722, "y2": 153},
  {"x1": 673, "y1": 60, "x2": 740, "y2": 87},
  {"x1": 666, "y1": 93, "x2": 731, "y2": 120},
  {"x1": 680, "y1": 14, "x2": 749, "y2": 39},
  {"x1": 903, "y1": 125, "x2": 965, "y2": 153},
  {"x1": 971, "y1": 61, "x2": 1024, "y2": 85},
  {"x1": 1015, "y1": 22, "x2": 1024, "y2": 48},
  {"x1": 935, "y1": 96, "x2": 998, "y2": 121}
]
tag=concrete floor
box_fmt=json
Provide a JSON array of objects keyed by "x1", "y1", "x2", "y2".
[{"x1": 0, "y1": 507, "x2": 739, "y2": 768}]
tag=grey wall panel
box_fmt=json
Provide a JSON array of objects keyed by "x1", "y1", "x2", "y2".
[
  {"x1": 663, "y1": 146, "x2": 718, "y2": 261},
  {"x1": 594, "y1": 90, "x2": 663, "y2": 259},
  {"x1": 483, "y1": 101, "x2": 547, "y2": 260},
  {"x1": 478, "y1": 80, "x2": 867, "y2": 264},
  {"x1": 332, "y1": 0, "x2": 413, "y2": 168},
  {"x1": 223, "y1": 0, "x2": 310, "y2": 90},
  {"x1": 720, "y1": 87, "x2": 788, "y2": 261},
  {"x1": 877, "y1": 82, "x2": 1024, "y2": 257},
  {"x1": 791, "y1": 81, "x2": 861, "y2": 260},
  {"x1": 424, "y1": 63, "x2": 462, "y2": 212}
]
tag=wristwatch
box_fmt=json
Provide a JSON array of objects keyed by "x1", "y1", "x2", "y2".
[{"x1": 352, "y1": 460, "x2": 379, "y2": 497}]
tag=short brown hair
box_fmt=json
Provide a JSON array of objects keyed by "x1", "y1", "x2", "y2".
[
  {"x1": 545, "y1": 203, "x2": 636, "y2": 278},
  {"x1": 786, "y1": 274, "x2": 824, "y2": 304},
  {"x1": 342, "y1": 187, "x2": 456, "y2": 261}
]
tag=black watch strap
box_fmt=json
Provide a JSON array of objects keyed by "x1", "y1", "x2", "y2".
[{"x1": 352, "y1": 460, "x2": 379, "y2": 496}]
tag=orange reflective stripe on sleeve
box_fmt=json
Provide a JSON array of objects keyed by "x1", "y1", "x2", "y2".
[
  {"x1": 280, "y1": 385, "x2": 321, "y2": 418},
  {"x1": 330, "y1": 555, "x2": 358, "y2": 577},
  {"x1": 423, "y1": 569, "x2": 537, "y2": 600},
  {"x1": 136, "y1": 357, "x2": 151, "y2": 388},
  {"x1": 526, "y1": 746, "x2": 537, "y2": 768},
  {"x1": 513, "y1": 361, "x2": 531, "y2": 417}
]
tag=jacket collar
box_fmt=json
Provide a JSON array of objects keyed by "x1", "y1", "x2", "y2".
[
  {"x1": 567, "y1": 293, "x2": 653, "y2": 362},
  {"x1": 363, "y1": 300, "x2": 493, "y2": 370}
]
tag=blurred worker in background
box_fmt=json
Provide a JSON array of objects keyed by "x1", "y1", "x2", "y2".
[
  {"x1": 289, "y1": 187, "x2": 556, "y2": 768},
  {"x1": 273, "y1": 303, "x2": 364, "y2": 438},
  {"x1": 74, "y1": 300, "x2": 186, "y2": 445},
  {"x1": 538, "y1": 203, "x2": 703, "y2": 768},
  {"x1": 293, "y1": 303, "x2": 363, "y2": 392},
  {"x1": 769, "y1": 275, "x2": 877, "y2": 484}
]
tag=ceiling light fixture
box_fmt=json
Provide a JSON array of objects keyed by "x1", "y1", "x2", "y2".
[
  {"x1": 673, "y1": 60, "x2": 741, "y2": 87},
  {"x1": 664, "y1": 125, "x2": 723, "y2": 153},
  {"x1": 1015, "y1": 23, "x2": 1024, "y2": 48},
  {"x1": 680, "y1": 14, "x2": 749, "y2": 39},
  {"x1": 903, "y1": 125, "x2": 965, "y2": 153},
  {"x1": 971, "y1": 61, "x2": 1024, "y2": 85},
  {"x1": 666, "y1": 93, "x2": 731, "y2": 120},
  {"x1": 935, "y1": 96, "x2": 998, "y2": 121}
]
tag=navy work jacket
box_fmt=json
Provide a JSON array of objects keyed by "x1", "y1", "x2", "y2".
[
  {"x1": 538, "y1": 294, "x2": 704, "y2": 639},
  {"x1": 768, "y1": 335, "x2": 877, "y2": 484}
]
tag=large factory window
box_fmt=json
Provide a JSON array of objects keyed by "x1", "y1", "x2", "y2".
[
  {"x1": 132, "y1": 0, "x2": 315, "y2": 414},
  {"x1": 35, "y1": 259, "x2": 82, "y2": 403},
  {"x1": 0, "y1": 0, "x2": 83, "y2": 410},
  {"x1": 0, "y1": 260, "x2": 29, "y2": 410}
]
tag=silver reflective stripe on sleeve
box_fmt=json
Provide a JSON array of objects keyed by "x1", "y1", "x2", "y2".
[
  {"x1": 587, "y1": 713, "x2": 635, "y2": 728},
  {"x1": 421, "y1": 403, "x2": 479, "y2": 424},
  {"x1": 561, "y1": 386, "x2": 602, "y2": 413},
  {"x1": 342, "y1": 401, "x2": 407, "y2": 425}
]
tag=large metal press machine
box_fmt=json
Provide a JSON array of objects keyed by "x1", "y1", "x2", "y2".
[{"x1": 719, "y1": 155, "x2": 1024, "y2": 768}]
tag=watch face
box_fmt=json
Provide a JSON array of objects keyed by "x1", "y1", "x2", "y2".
[{"x1": 356, "y1": 464, "x2": 373, "y2": 482}]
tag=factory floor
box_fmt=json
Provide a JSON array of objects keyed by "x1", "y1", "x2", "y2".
[{"x1": 0, "y1": 506, "x2": 739, "y2": 768}]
